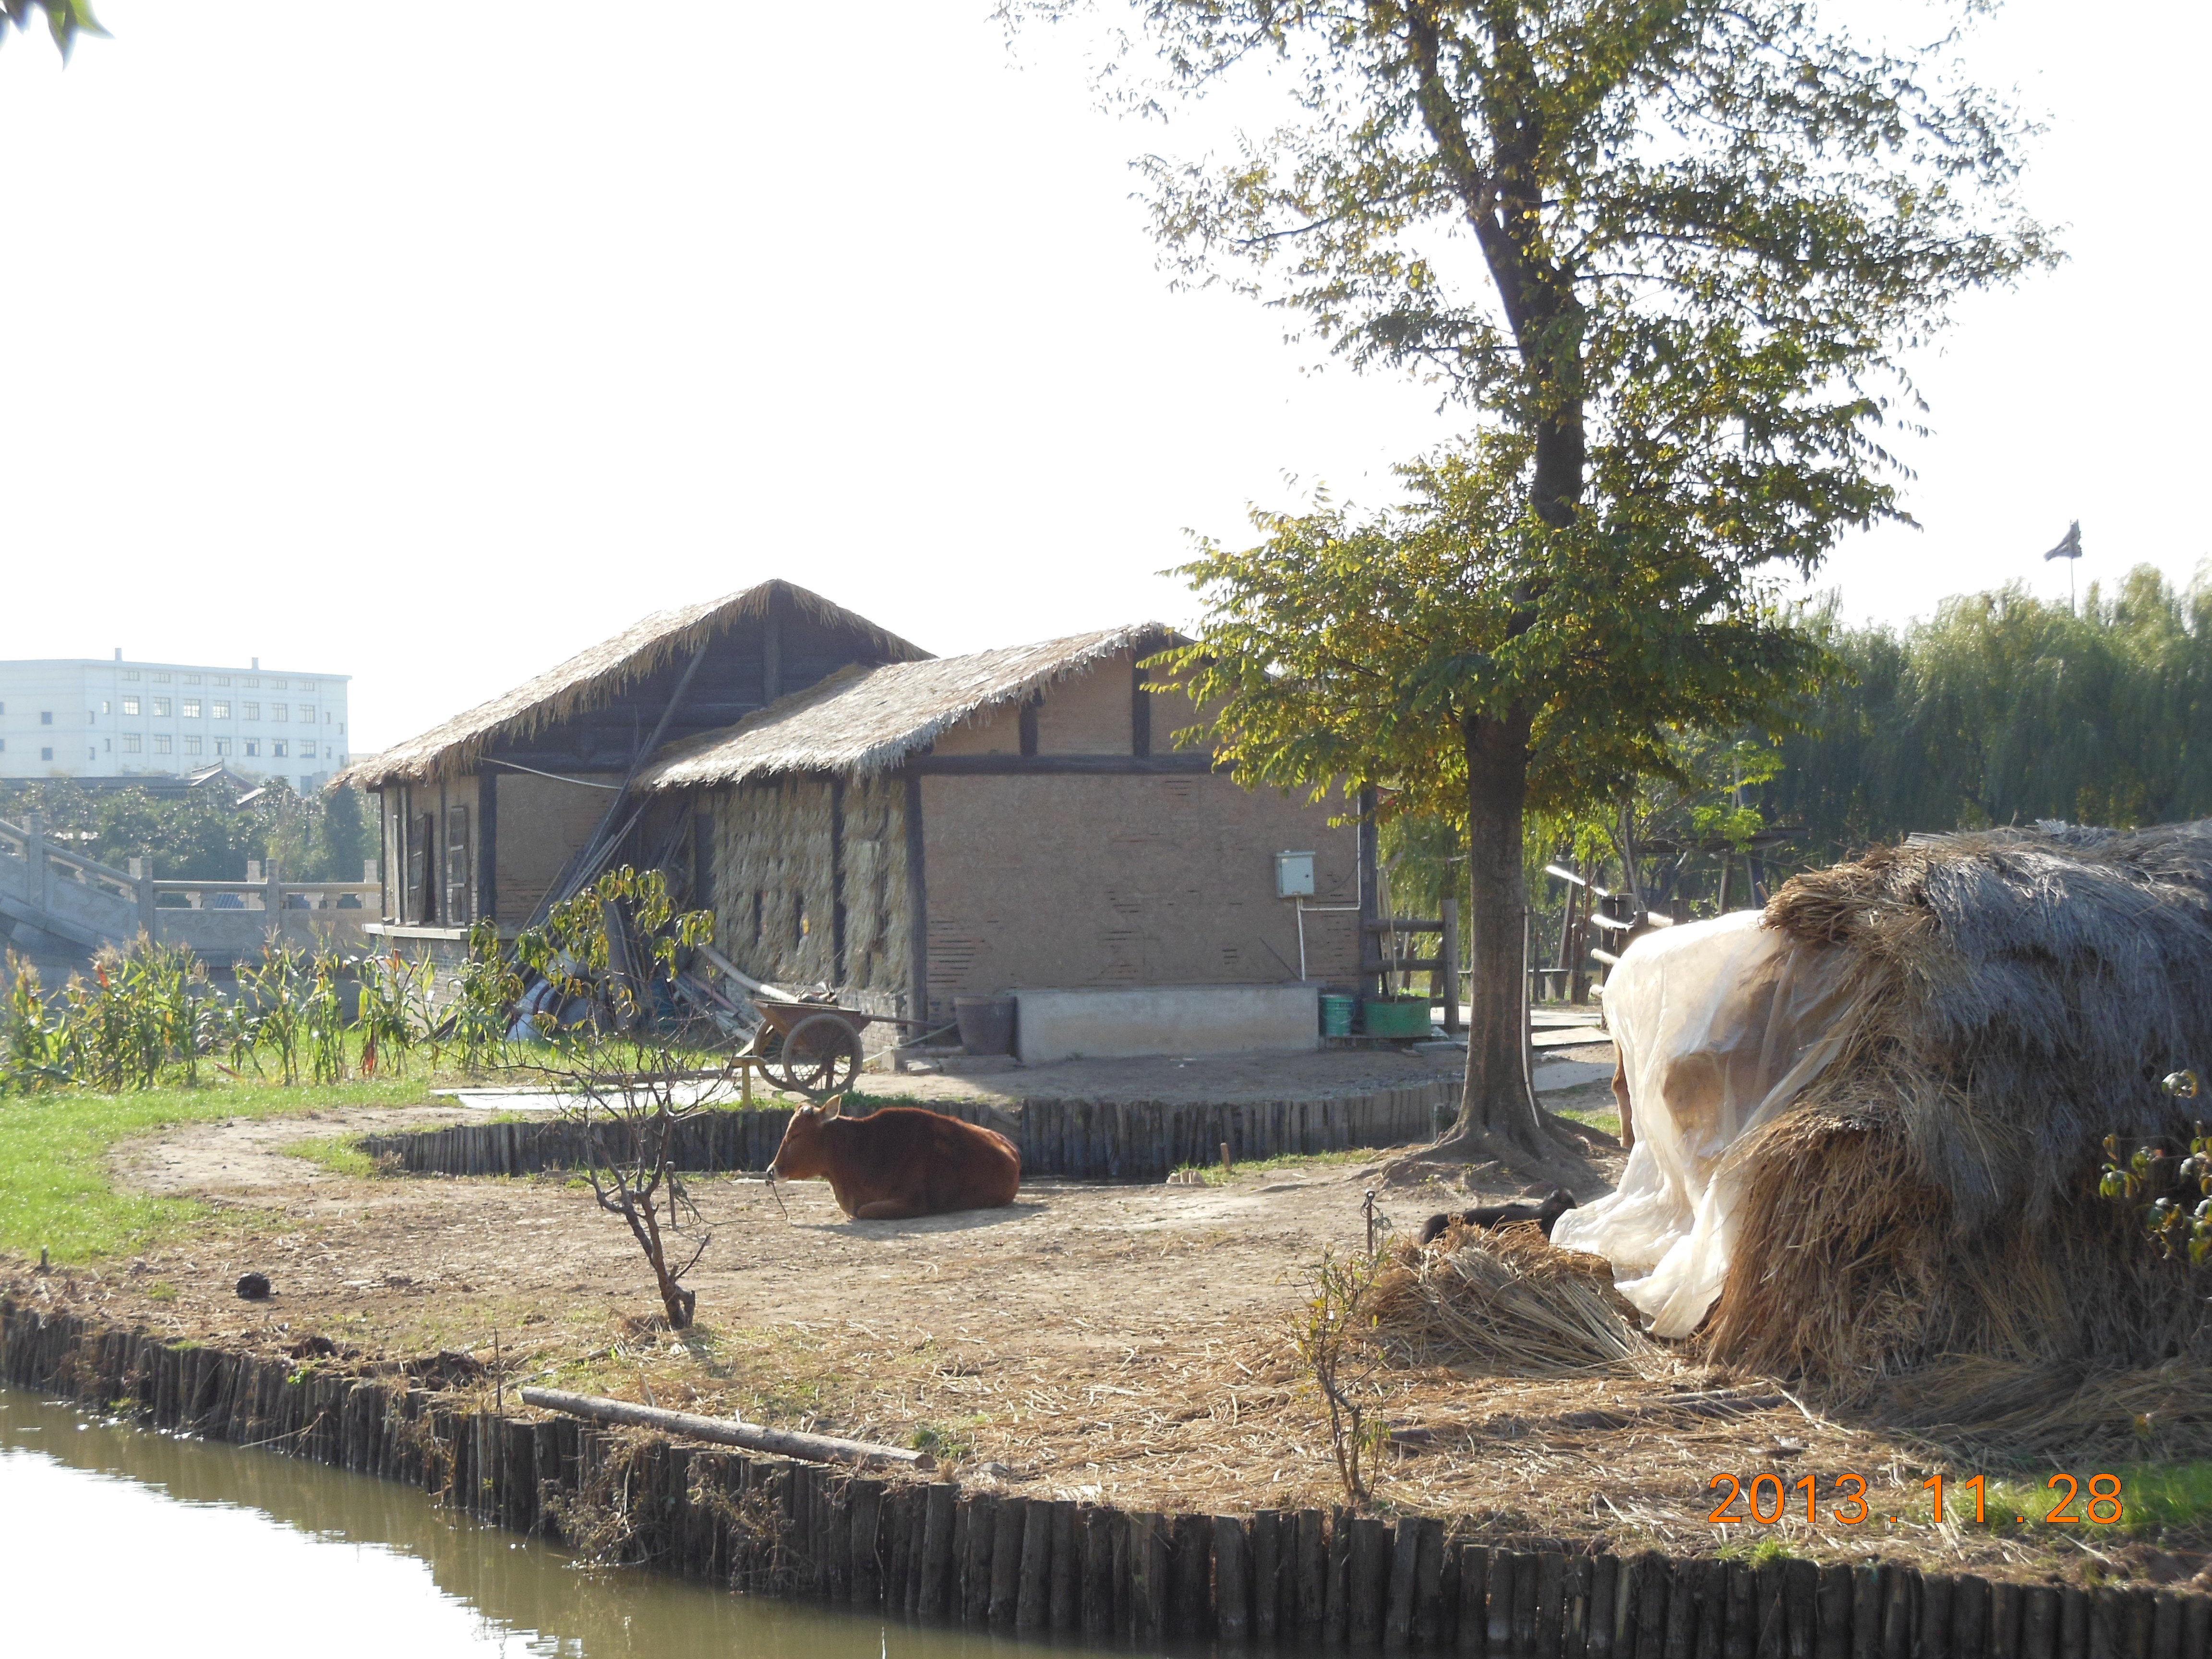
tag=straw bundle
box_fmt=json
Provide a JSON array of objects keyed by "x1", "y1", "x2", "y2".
[
  {"x1": 1368, "y1": 1228, "x2": 1665, "y2": 1376},
  {"x1": 1705, "y1": 820, "x2": 2212, "y2": 1383},
  {"x1": 709, "y1": 779, "x2": 841, "y2": 989}
]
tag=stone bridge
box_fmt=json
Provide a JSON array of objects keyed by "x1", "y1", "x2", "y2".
[{"x1": 0, "y1": 815, "x2": 375, "y2": 973}]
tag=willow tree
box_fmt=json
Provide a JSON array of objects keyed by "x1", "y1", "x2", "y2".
[{"x1": 1041, "y1": 0, "x2": 2056, "y2": 1161}]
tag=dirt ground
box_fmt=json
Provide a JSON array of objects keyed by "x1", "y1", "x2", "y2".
[{"x1": 2, "y1": 1072, "x2": 2194, "y2": 1590}]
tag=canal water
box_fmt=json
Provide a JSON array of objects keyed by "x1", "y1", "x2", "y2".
[{"x1": 0, "y1": 1390, "x2": 1136, "y2": 1659}]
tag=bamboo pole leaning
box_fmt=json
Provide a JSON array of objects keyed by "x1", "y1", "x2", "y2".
[{"x1": 519, "y1": 1386, "x2": 932, "y2": 1470}]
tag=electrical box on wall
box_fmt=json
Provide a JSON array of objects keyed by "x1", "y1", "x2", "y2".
[{"x1": 1275, "y1": 850, "x2": 1316, "y2": 898}]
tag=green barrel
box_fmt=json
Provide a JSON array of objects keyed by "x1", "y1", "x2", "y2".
[
  {"x1": 1360, "y1": 997, "x2": 1433, "y2": 1039},
  {"x1": 1320, "y1": 993, "x2": 1356, "y2": 1037}
]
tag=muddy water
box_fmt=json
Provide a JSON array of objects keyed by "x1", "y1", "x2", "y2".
[{"x1": 0, "y1": 1391, "x2": 1134, "y2": 1659}]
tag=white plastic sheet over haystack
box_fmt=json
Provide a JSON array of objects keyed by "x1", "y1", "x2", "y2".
[{"x1": 1550, "y1": 911, "x2": 1859, "y2": 1337}]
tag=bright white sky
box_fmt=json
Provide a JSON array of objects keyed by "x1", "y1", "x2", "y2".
[{"x1": 1, "y1": 1, "x2": 2203, "y2": 753}]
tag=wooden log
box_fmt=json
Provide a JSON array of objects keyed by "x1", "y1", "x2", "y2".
[
  {"x1": 1756, "y1": 1564, "x2": 1788, "y2": 1659},
  {"x1": 1995, "y1": 1587, "x2": 2026, "y2": 1659},
  {"x1": 1385, "y1": 1518, "x2": 1421, "y2": 1648},
  {"x1": 1131, "y1": 1512, "x2": 1169, "y2": 1646},
  {"x1": 881, "y1": 1484, "x2": 913, "y2": 1611},
  {"x1": 963, "y1": 1494, "x2": 998, "y2": 1625},
  {"x1": 518, "y1": 1387, "x2": 929, "y2": 1469},
  {"x1": 1922, "y1": 1578, "x2": 1955, "y2": 1659},
  {"x1": 1725, "y1": 1563, "x2": 1758, "y2": 1659},
  {"x1": 2024, "y1": 1592, "x2": 2060, "y2": 1659},
  {"x1": 2059, "y1": 1590, "x2": 2089, "y2": 1659},
  {"x1": 1957, "y1": 1580, "x2": 1992, "y2": 1659},
  {"x1": 1170, "y1": 1512, "x2": 1214, "y2": 1640},
  {"x1": 1016, "y1": 1496, "x2": 1052, "y2": 1632},
  {"x1": 2125, "y1": 1592, "x2": 2158, "y2": 1659},
  {"x1": 1590, "y1": 1559, "x2": 1621, "y2": 1659},
  {"x1": 918, "y1": 1481, "x2": 958, "y2": 1620},
  {"x1": 2177, "y1": 1597, "x2": 2207, "y2": 1659},
  {"x1": 1439, "y1": 1542, "x2": 1463, "y2": 1653},
  {"x1": 990, "y1": 1494, "x2": 1027, "y2": 1628},
  {"x1": 1537, "y1": 1553, "x2": 1569, "y2": 1659},
  {"x1": 1459, "y1": 1547, "x2": 1492, "y2": 1655},
  {"x1": 1414, "y1": 1521, "x2": 1447, "y2": 1650},
  {"x1": 1114, "y1": 1505, "x2": 1135, "y2": 1639},
  {"x1": 1851, "y1": 1569, "x2": 1885, "y2": 1659},
  {"x1": 1567, "y1": 1557, "x2": 1595, "y2": 1659},
  {"x1": 848, "y1": 1477, "x2": 883, "y2": 1607},
  {"x1": 1502, "y1": 1552, "x2": 1535, "y2": 1659},
  {"x1": 1048, "y1": 1500, "x2": 1078, "y2": 1633},
  {"x1": 1326, "y1": 1508, "x2": 1355, "y2": 1646},
  {"x1": 1350, "y1": 1516, "x2": 1391, "y2": 1646},
  {"x1": 1887, "y1": 1572, "x2": 1920, "y2": 1659},
  {"x1": 1299, "y1": 1508, "x2": 1330, "y2": 1644},
  {"x1": 1253, "y1": 1510, "x2": 1284, "y2": 1645},
  {"x1": 1082, "y1": 1506, "x2": 1116, "y2": 1637},
  {"x1": 1217, "y1": 1515, "x2": 1253, "y2": 1645},
  {"x1": 1635, "y1": 1555, "x2": 1672, "y2": 1659}
]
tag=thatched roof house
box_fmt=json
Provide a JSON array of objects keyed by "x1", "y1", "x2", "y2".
[
  {"x1": 635, "y1": 625, "x2": 1365, "y2": 1054},
  {"x1": 343, "y1": 593, "x2": 1377, "y2": 1058},
  {"x1": 337, "y1": 580, "x2": 926, "y2": 934}
]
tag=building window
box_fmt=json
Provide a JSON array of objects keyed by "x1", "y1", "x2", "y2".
[
  {"x1": 300, "y1": 704, "x2": 315, "y2": 722},
  {"x1": 121, "y1": 670, "x2": 139, "y2": 682},
  {"x1": 213, "y1": 675, "x2": 230, "y2": 686},
  {"x1": 122, "y1": 696, "x2": 141, "y2": 716},
  {"x1": 0, "y1": 739, "x2": 7, "y2": 752},
  {"x1": 183, "y1": 736, "x2": 203, "y2": 756},
  {"x1": 153, "y1": 698, "x2": 171, "y2": 718},
  {"x1": 184, "y1": 673, "x2": 201, "y2": 685},
  {"x1": 153, "y1": 672, "x2": 171, "y2": 683},
  {"x1": 244, "y1": 677, "x2": 259, "y2": 689},
  {"x1": 338, "y1": 721, "x2": 346, "y2": 734},
  {"x1": 273, "y1": 740, "x2": 289, "y2": 758},
  {"x1": 182, "y1": 699, "x2": 201, "y2": 719},
  {"x1": 103, "y1": 739, "x2": 110, "y2": 752},
  {"x1": 39, "y1": 711, "x2": 52, "y2": 725},
  {"x1": 214, "y1": 738, "x2": 231, "y2": 757},
  {"x1": 122, "y1": 734, "x2": 141, "y2": 754},
  {"x1": 242, "y1": 702, "x2": 260, "y2": 721},
  {"x1": 99, "y1": 700, "x2": 109, "y2": 715},
  {"x1": 300, "y1": 741, "x2": 316, "y2": 759},
  {"x1": 153, "y1": 734, "x2": 172, "y2": 755},
  {"x1": 272, "y1": 678, "x2": 288, "y2": 690},
  {"x1": 40, "y1": 746, "x2": 52, "y2": 762},
  {"x1": 212, "y1": 700, "x2": 230, "y2": 719},
  {"x1": 244, "y1": 740, "x2": 259, "y2": 757},
  {"x1": 272, "y1": 704, "x2": 288, "y2": 722}
]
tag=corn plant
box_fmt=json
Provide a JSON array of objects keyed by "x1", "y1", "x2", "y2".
[
  {"x1": 237, "y1": 939, "x2": 310, "y2": 1085},
  {"x1": 0, "y1": 951, "x2": 66, "y2": 1094},
  {"x1": 450, "y1": 919, "x2": 520, "y2": 1075},
  {"x1": 304, "y1": 950, "x2": 349, "y2": 1084}
]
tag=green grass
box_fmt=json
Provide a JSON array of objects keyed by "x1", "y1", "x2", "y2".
[
  {"x1": 0, "y1": 1077, "x2": 440, "y2": 1263},
  {"x1": 1551, "y1": 1103, "x2": 1623, "y2": 1138},
  {"x1": 1168, "y1": 1148, "x2": 1380, "y2": 1186},
  {"x1": 282, "y1": 1133, "x2": 394, "y2": 1179}
]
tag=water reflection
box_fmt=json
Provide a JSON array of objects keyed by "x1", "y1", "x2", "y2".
[{"x1": 0, "y1": 1393, "x2": 1132, "y2": 1659}]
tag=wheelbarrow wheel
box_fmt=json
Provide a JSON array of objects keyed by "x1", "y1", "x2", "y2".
[{"x1": 772, "y1": 1011, "x2": 862, "y2": 1098}]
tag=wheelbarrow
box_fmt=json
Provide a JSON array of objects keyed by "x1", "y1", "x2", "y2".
[{"x1": 747, "y1": 999, "x2": 951, "y2": 1097}]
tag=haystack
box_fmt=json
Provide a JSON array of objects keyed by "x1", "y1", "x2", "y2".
[
  {"x1": 1368, "y1": 1227, "x2": 1663, "y2": 1376},
  {"x1": 1706, "y1": 821, "x2": 2212, "y2": 1383}
]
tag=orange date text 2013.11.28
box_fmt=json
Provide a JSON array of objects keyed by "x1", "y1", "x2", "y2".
[{"x1": 1707, "y1": 1472, "x2": 2125, "y2": 1526}]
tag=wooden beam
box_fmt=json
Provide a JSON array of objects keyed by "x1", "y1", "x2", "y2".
[
  {"x1": 520, "y1": 1387, "x2": 932, "y2": 1470},
  {"x1": 477, "y1": 767, "x2": 497, "y2": 926},
  {"x1": 904, "y1": 753, "x2": 1216, "y2": 776},
  {"x1": 905, "y1": 770, "x2": 928, "y2": 1024}
]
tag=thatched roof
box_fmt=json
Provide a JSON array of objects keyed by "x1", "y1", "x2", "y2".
[
  {"x1": 635, "y1": 625, "x2": 1174, "y2": 791},
  {"x1": 334, "y1": 581, "x2": 927, "y2": 790}
]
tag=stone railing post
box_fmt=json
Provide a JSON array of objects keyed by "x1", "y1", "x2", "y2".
[
  {"x1": 24, "y1": 813, "x2": 47, "y2": 914},
  {"x1": 131, "y1": 856, "x2": 156, "y2": 939}
]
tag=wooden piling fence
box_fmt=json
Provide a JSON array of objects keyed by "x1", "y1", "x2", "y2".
[
  {"x1": 5, "y1": 1298, "x2": 2200, "y2": 1655},
  {"x1": 354, "y1": 1080, "x2": 1462, "y2": 1184}
]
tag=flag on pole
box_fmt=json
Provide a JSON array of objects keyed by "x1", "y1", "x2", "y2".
[{"x1": 2043, "y1": 521, "x2": 2083, "y2": 562}]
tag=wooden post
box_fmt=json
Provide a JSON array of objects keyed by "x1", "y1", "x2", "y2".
[
  {"x1": 1413, "y1": 1519, "x2": 1447, "y2": 1649},
  {"x1": 1047, "y1": 1500, "x2": 1078, "y2": 1632},
  {"x1": 1170, "y1": 1512, "x2": 1214, "y2": 1640},
  {"x1": 918, "y1": 1482, "x2": 957, "y2": 1620},
  {"x1": 1537, "y1": 1553, "x2": 1569, "y2": 1659},
  {"x1": 1252, "y1": 1512, "x2": 1283, "y2": 1645},
  {"x1": 1014, "y1": 1497, "x2": 1051, "y2": 1631},
  {"x1": 1298, "y1": 1509, "x2": 1330, "y2": 1645},
  {"x1": 1723, "y1": 1563, "x2": 1757, "y2": 1659},
  {"x1": 1440, "y1": 897, "x2": 1461, "y2": 1034},
  {"x1": 1384, "y1": 1518, "x2": 1420, "y2": 1648},
  {"x1": 1081, "y1": 1507, "x2": 1115, "y2": 1637},
  {"x1": 1131, "y1": 1512, "x2": 1169, "y2": 1646},
  {"x1": 1459, "y1": 1547, "x2": 1491, "y2": 1655},
  {"x1": 1995, "y1": 1587, "x2": 2027, "y2": 1659},
  {"x1": 990, "y1": 1495, "x2": 1026, "y2": 1628},
  {"x1": 1851, "y1": 1570, "x2": 1884, "y2": 1659},
  {"x1": 850, "y1": 1478, "x2": 883, "y2": 1609},
  {"x1": 2024, "y1": 1592, "x2": 2059, "y2": 1659},
  {"x1": 2058, "y1": 1590, "x2": 2088, "y2": 1659},
  {"x1": 1923, "y1": 1578, "x2": 1956, "y2": 1659},
  {"x1": 1350, "y1": 1516, "x2": 1391, "y2": 1647},
  {"x1": 1885, "y1": 1571, "x2": 1918, "y2": 1659},
  {"x1": 1217, "y1": 1515, "x2": 1253, "y2": 1645},
  {"x1": 1568, "y1": 1557, "x2": 1595, "y2": 1659}
]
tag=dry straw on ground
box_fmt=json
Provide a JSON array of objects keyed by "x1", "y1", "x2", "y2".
[
  {"x1": 1367, "y1": 1226, "x2": 1665, "y2": 1378},
  {"x1": 1704, "y1": 820, "x2": 2212, "y2": 1426}
]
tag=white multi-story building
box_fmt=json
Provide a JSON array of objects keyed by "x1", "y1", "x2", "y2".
[{"x1": 0, "y1": 654, "x2": 353, "y2": 793}]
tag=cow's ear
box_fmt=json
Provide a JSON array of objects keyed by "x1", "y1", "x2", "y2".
[{"x1": 819, "y1": 1094, "x2": 845, "y2": 1120}]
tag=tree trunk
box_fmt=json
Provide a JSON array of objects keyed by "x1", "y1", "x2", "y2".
[{"x1": 1446, "y1": 709, "x2": 1546, "y2": 1154}]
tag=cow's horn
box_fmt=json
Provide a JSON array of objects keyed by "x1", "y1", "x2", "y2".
[{"x1": 819, "y1": 1094, "x2": 844, "y2": 1119}]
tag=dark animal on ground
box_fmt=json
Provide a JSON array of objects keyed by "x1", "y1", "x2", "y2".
[
  {"x1": 1419, "y1": 1187, "x2": 1579, "y2": 1248},
  {"x1": 770, "y1": 1095, "x2": 1021, "y2": 1220},
  {"x1": 235, "y1": 1272, "x2": 272, "y2": 1300}
]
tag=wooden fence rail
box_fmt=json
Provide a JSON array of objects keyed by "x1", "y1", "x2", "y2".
[
  {"x1": 4, "y1": 1302, "x2": 2202, "y2": 1658},
  {"x1": 358, "y1": 1081, "x2": 1462, "y2": 1183}
]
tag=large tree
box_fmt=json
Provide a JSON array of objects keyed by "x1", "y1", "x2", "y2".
[{"x1": 1033, "y1": 0, "x2": 2055, "y2": 1159}]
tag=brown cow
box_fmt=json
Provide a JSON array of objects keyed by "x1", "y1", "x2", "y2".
[{"x1": 769, "y1": 1095, "x2": 1020, "y2": 1220}]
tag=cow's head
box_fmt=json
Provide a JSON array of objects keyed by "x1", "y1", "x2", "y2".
[{"x1": 768, "y1": 1094, "x2": 845, "y2": 1181}]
